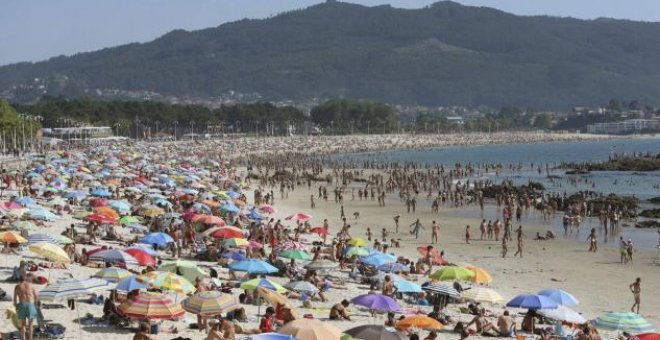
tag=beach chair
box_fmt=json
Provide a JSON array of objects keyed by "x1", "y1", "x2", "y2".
[{"x1": 516, "y1": 336, "x2": 527, "y2": 340}]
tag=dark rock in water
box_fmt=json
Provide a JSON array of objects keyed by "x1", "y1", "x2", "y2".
[
  {"x1": 475, "y1": 181, "x2": 545, "y2": 199},
  {"x1": 561, "y1": 154, "x2": 660, "y2": 172},
  {"x1": 649, "y1": 196, "x2": 660, "y2": 204},
  {"x1": 565, "y1": 169, "x2": 590, "y2": 175},
  {"x1": 640, "y1": 209, "x2": 660, "y2": 218},
  {"x1": 635, "y1": 220, "x2": 660, "y2": 228}
]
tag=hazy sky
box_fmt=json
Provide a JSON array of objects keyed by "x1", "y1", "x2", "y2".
[{"x1": 2, "y1": 0, "x2": 660, "y2": 66}]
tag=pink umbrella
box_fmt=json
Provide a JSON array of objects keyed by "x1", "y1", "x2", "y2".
[
  {"x1": 274, "y1": 240, "x2": 307, "y2": 253},
  {"x1": 249, "y1": 240, "x2": 264, "y2": 249},
  {"x1": 285, "y1": 213, "x2": 312, "y2": 222},
  {"x1": 259, "y1": 204, "x2": 277, "y2": 214},
  {"x1": 2, "y1": 201, "x2": 22, "y2": 210}
]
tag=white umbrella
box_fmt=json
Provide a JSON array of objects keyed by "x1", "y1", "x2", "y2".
[{"x1": 538, "y1": 305, "x2": 587, "y2": 324}]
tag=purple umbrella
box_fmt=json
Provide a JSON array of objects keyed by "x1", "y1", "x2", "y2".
[{"x1": 350, "y1": 293, "x2": 401, "y2": 312}]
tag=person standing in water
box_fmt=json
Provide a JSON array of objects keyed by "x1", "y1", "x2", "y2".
[
  {"x1": 431, "y1": 221, "x2": 439, "y2": 244},
  {"x1": 587, "y1": 228, "x2": 598, "y2": 252},
  {"x1": 410, "y1": 219, "x2": 424, "y2": 239}
]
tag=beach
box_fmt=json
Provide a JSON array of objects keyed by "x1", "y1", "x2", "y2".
[{"x1": 0, "y1": 132, "x2": 658, "y2": 340}]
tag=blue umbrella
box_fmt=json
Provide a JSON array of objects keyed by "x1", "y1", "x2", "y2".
[
  {"x1": 192, "y1": 203, "x2": 212, "y2": 214},
  {"x1": 220, "y1": 203, "x2": 240, "y2": 213},
  {"x1": 181, "y1": 188, "x2": 199, "y2": 195},
  {"x1": 361, "y1": 253, "x2": 396, "y2": 267},
  {"x1": 26, "y1": 209, "x2": 59, "y2": 221},
  {"x1": 115, "y1": 276, "x2": 148, "y2": 292},
  {"x1": 222, "y1": 251, "x2": 247, "y2": 261},
  {"x1": 247, "y1": 209, "x2": 264, "y2": 220},
  {"x1": 227, "y1": 191, "x2": 240, "y2": 199},
  {"x1": 125, "y1": 223, "x2": 150, "y2": 233},
  {"x1": 140, "y1": 232, "x2": 174, "y2": 249},
  {"x1": 109, "y1": 200, "x2": 132, "y2": 212},
  {"x1": 27, "y1": 234, "x2": 61, "y2": 245},
  {"x1": 537, "y1": 289, "x2": 579, "y2": 306},
  {"x1": 238, "y1": 333, "x2": 300, "y2": 340},
  {"x1": 64, "y1": 191, "x2": 88, "y2": 199},
  {"x1": 154, "y1": 198, "x2": 173, "y2": 207},
  {"x1": 90, "y1": 188, "x2": 112, "y2": 197},
  {"x1": 229, "y1": 259, "x2": 278, "y2": 274},
  {"x1": 15, "y1": 197, "x2": 36, "y2": 206},
  {"x1": 507, "y1": 294, "x2": 559, "y2": 310},
  {"x1": 378, "y1": 262, "x2": 410, "y2": 273},
  {"x1": 395, "y1": 280, "x2": 423, "y2": 293}
]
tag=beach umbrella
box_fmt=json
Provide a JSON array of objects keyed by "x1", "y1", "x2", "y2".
[
  {"x1": 348, "y1": 238, "x2": 369, "y2": 247},
  {"x1": 28, "y1": 242, "x2": 70, "y2": 262},
  {"x1": 64, "y1": 191, "x2": 88, "y2": 199},
  {"x1": 223, "y1": 237, "x2": 250, "y2": 248},
  {"x1": 345, "y1": 325, "x2": 406, "y2": 340},
  {"x1": 229, "y1": 259, "x2": 278, "y2": 274},
  {"x1": 123, "y1": 248, "x2": 156, "y2": 267},
  {"x1": 92, "y1": 267, "x2": 133, "y2": 283},
  {"x1": 507, "y1": 294, "x2": 558, "y2": 310},
  {"x1": 115, "y1": 276, "x2": 148, "y2": 292},
  {"x1": 247, "y1": 209, "x2": 264, "y2": 220},
  {"x1": 238, "y1": 333, "x2": 300, "y2": 340},
  {"x1": 0, "y1": 231, "x2": 28, "y2": 244},
  {"x1": 429, "y1": 267, "x2": 475, "y2": 282},
  {"x1": 15, "y1": 196, "x2": 36, "y2": 206},
  {"x1": 422, "y1": 283, "x2": 460, "y2": 298},
  {"x1": 84, "y1": 213, "x2": 117, "y2": 224},
  {"x1": 94, "y1": 206, "x2": 120, "y2": 220},
  {"x1": 39, "y1": 278, "x2": 111, "y2": 302},
  {"x1": 125, "y1": 243, "x2": 158, "y2": 256},
  {"x1": 538, "y1": 305, "x2": 587, "y2": 324},
  {"x1": 140, "y1": 206, "x2": 165, "y2": 217},
  {"x1": 467, "y1": 266, "x2": 493, "y2": 284},
  {"x1": 89, "y1": 249, "x2": 139, "y2": 266},
  {"x1": 378, "y1": 263, "x2": 410, "y2": 273},
  {"x1": 182, "y1": 291, "x2": 241, "y2": 316},
  {"x1": 309, "y1": 227, "x2": 330, "y2": 235},
  {"x1": 395, "y1": 280, "x2": 423, "y2": 293},
  {"x1": 158, "y1": 260, "x2": 208, "y2": 282},
  {"x1": 195, "y1": 214, "x2": 226, "y2": 226},
  {"x1": 210, "y1": 226, "x2": 244, "y2": 239},
  {"x1": 361, "y1": 253, "x2": 396, "y2": 266},
  {"x1": 222, "y1": 251, "x2": 247, "y2": 261},
  {"x1": 140, "y1": 232, "x2": 174, "y2": 249},
  {"x1": 285, "y1": 213, "x2": 312, "y2": 222},
  {"x1": 90, "y1": 188, "x2": 112, "y2": 197},
  {"x1": 125, "y1": 223, "x2": 149, "y2": 233},
  {"x1": 593, "y1": 312, "x2": 655, "y2": 333},
  {"x1": 259, "y1": 204, "x2": 277, "y2": 214},
  {"x1": 369, "y1": 272, "x2": 404, "y2": 284},
  {"x1": 220, "y1": 203, "x2": 240, "y2": 213},
  {"x1": 275, "y1": 240, "x2": 307, "y2": 252},
  {"x1": 284, "y1": 281, "x2": 319, "y2": 294},
  {"x1": 240, "y1": 278, "x2": 287, "y2": 293},
  {"x1": 28, "y1": 234, "x2": 70, "y2": 245},
  {"x1": 118, "y1": 293, "x2": 185, "y2": 320},
  {"x1": 351, "y1": 293, "x2": 401, "y2": 312},
  {"x1": 12, "y1": 220, "x2": 38, "y2": 231},
  {"x1": 462, "y1": 287, "x2": 505, "y2": 304},
  {"x1": 346, "y1": 246, "x2": 370, "y2": 257},
  {"x1": 25, "y1": 209, "x2": 59, "y2": 221},
  {"x1": 396, "y1": 315, "x2": 444, "y2": 330},
  {"x1": 538, "y1": 289, "x2": 579, "y2": 306},
  {"x1": 279, "y1": 249, "x2": 313, "y2": 261},
  {"x1": 279, "y1": 319, "x2": 342, "y2": 340},
  {"x1": 137, "y1": 271, "x2": 196, "y2": 295},
  {"x1": 305, "y1": 260, "x2": 338, "y2": 271},
  {"x1": 109, "y1": 200, "x2": 132, "y2": 213},
  {"x1": 119, "y1": 216, "x2": 140, "y2": 225},
  {"x1": 635, "y1": 334, "x2": 660, "y2": 340}
]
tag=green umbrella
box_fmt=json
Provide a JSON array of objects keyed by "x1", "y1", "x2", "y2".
[
  {"x1": 119, "y1": 216, "x2": 140, "y2": 225},
  {"x1": 429, "y1": 266, "x2": 475, "y2": 281},
  {"x1": 54, "y1": 235, "x2": 74, "y2": 245},
  {"x1": 158, "y1": 260, "x2": 208, "y2": 282},
  {"x1": 279, "y1": 249, "x2": 313, "y2": 261},
  {"x1": 346, "y1": 246, "x2": 370, "y2": 257},
  {"x1": 73, "y1": 211, "x2": 91, "y2": 220}
]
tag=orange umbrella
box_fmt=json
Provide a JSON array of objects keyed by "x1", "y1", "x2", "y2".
[
  {"x1": 396, "y1": 315, "x2": 444, "y2": 330},
  {"x1": 202, "y1": 200, "x2": 219, "y2": 208},
  {"x1": 468, "y1": 266, "x2": 493, "y2": 284},
  {"x1": 95, "y1": 206, "x2": 120, "y2": 220}
]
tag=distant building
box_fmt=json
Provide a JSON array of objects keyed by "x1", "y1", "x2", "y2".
[
  {"x1": 43, "y1": 126, "x2": 113, "y2": 140},
  {"x1": 586, "y1": 119, "x2": 660, "y2": 134}
]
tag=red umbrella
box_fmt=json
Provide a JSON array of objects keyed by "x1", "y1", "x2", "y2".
[
  {"x1": 183, "y1": 211, "x2": 198, "y2": 221},
  {"x1": 84, "y1": 213, "x2": 117, "y2": 224},
  {"x1": 86, "y1": 247, "x2": 106, "y2": 256},
  {"x1": 310, "y1": 227, "x2": 330, "y2": 235},
  {"x1": 124, "y1": 248, "x2": 156, "y2": 266},
  {"x1": 211, "y1": 226, "x2": 244, "y2": 239},
  {"x1": 285, "y1": 213, "x2": 312, "y2": 222},
  {"x1": 636, "y1": 334, "x2": 660, "y2": 340},
  {"x1": 197, "y1": 215, "x2": 225, "y2": 226},
  {"x1": 89, "y1": 198, "x2": 109, "y2": 207}
]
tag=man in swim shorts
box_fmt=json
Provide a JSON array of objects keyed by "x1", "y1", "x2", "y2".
[{"x1": 14, "y1": 274, "x2": 39, "y2": 340}]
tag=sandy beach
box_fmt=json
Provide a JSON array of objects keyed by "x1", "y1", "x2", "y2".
[{"x1": 0, "y1": 132, "x2": 657, "y2": 340}]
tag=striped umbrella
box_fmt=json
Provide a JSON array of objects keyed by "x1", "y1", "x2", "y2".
[
  {"x1": 240, "y1": 278, "x2": 287, "y2": 293},
  {"x1": 137, "y1": 271, "x2": 196, "y2": 295},
  {"x1": 182, "y1": 291, "x2": 241, "y2": 316},
  {"x1": 92, "y1": 267, "x2": 133, "y2": 283},
  {"x1": 89, "y1": 249, "x2": 139, "y2": 266},
  {"x1": 223, "y1": 238, "x2": 250, "y2": 248},
  {"x1": 284, "y1": 281, "x2": 319, "y2": 294},
  {"x1": 0, "y1": 231, "x2": 28, "y2": 244},
  {"x1": 593, "y1": 312, "x2": 655, "y2": 333},
  {"x1": 462, "y1": 287, "x2": 505, "y2": 304},
  {"x1": 118, "y1": 293, "x2": 185, "y2": 320},
  {"x1": 422, "y1": 283, "x2": 460, "y2": 298},
  {"x1": 39, "y1": 278, "x2": 111, "y2": 302},
  {"x1": 274, "y1": 240, "x2": 307, "y2": 253},
  {"x1": 28, "y1": 242, "x2": 70, "y2": 262},
  {"x1": 27, "y1": 233, "x2": 61, "y2": 245}
]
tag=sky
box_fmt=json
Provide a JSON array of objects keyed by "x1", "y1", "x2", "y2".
[{"x1": 2, "y1": 0, "x2": 660, "y2": 66}]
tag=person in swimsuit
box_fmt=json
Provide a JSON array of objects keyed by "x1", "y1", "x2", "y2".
[
  {"x1": 630, "y1": 277, "x2": 641, "y2": 314},
  {"x1": 14, "y1": 274, "x2": 39, "y2": 340}
]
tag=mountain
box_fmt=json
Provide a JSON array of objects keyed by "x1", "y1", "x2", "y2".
[{"x1": 3, "y1": 1, "x2": 660, "y2": 108}]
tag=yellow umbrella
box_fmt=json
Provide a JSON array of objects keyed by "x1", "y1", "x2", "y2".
[
  {"x1": 140, "y1": 207, "x2": 165, "y2": 217},
  {"x1": 28, "y1": 242, "x2": 70, "y2": 262},
  {"x1": 462, "y1": 287, "x2": 504, "y2": 304},
  {"x1": 468, "y1": 266, "x2": 493, "y2": 284},
  {"x1": 0, "y1": 231, "x2": 28, "y2": 244},
  {"x1": 347, "y1": 238, "x2": 368, "y2": 247},
  {"x1": 256, "y1": 287, "x2": 299, "y2": 319}
]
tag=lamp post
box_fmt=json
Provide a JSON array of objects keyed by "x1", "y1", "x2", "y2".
[
  {"x1": 155, "y1": 120, "x2": 160, "y2": 139},
  {"x1": 367, "y1": 120, "x2": 371, "y2": 135},
  {"x1": 134, "y1": 116, "x2": 141, "y2": 140},
  {"x1": 113, "y1": 122, "x2": 121, "y2": 137},
  {"x1": 189, "y1": 121, "x2": 195, "y2": 140},
  {"x1": 173, "y1": 121, "x2": 178, "y2": 141}
]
